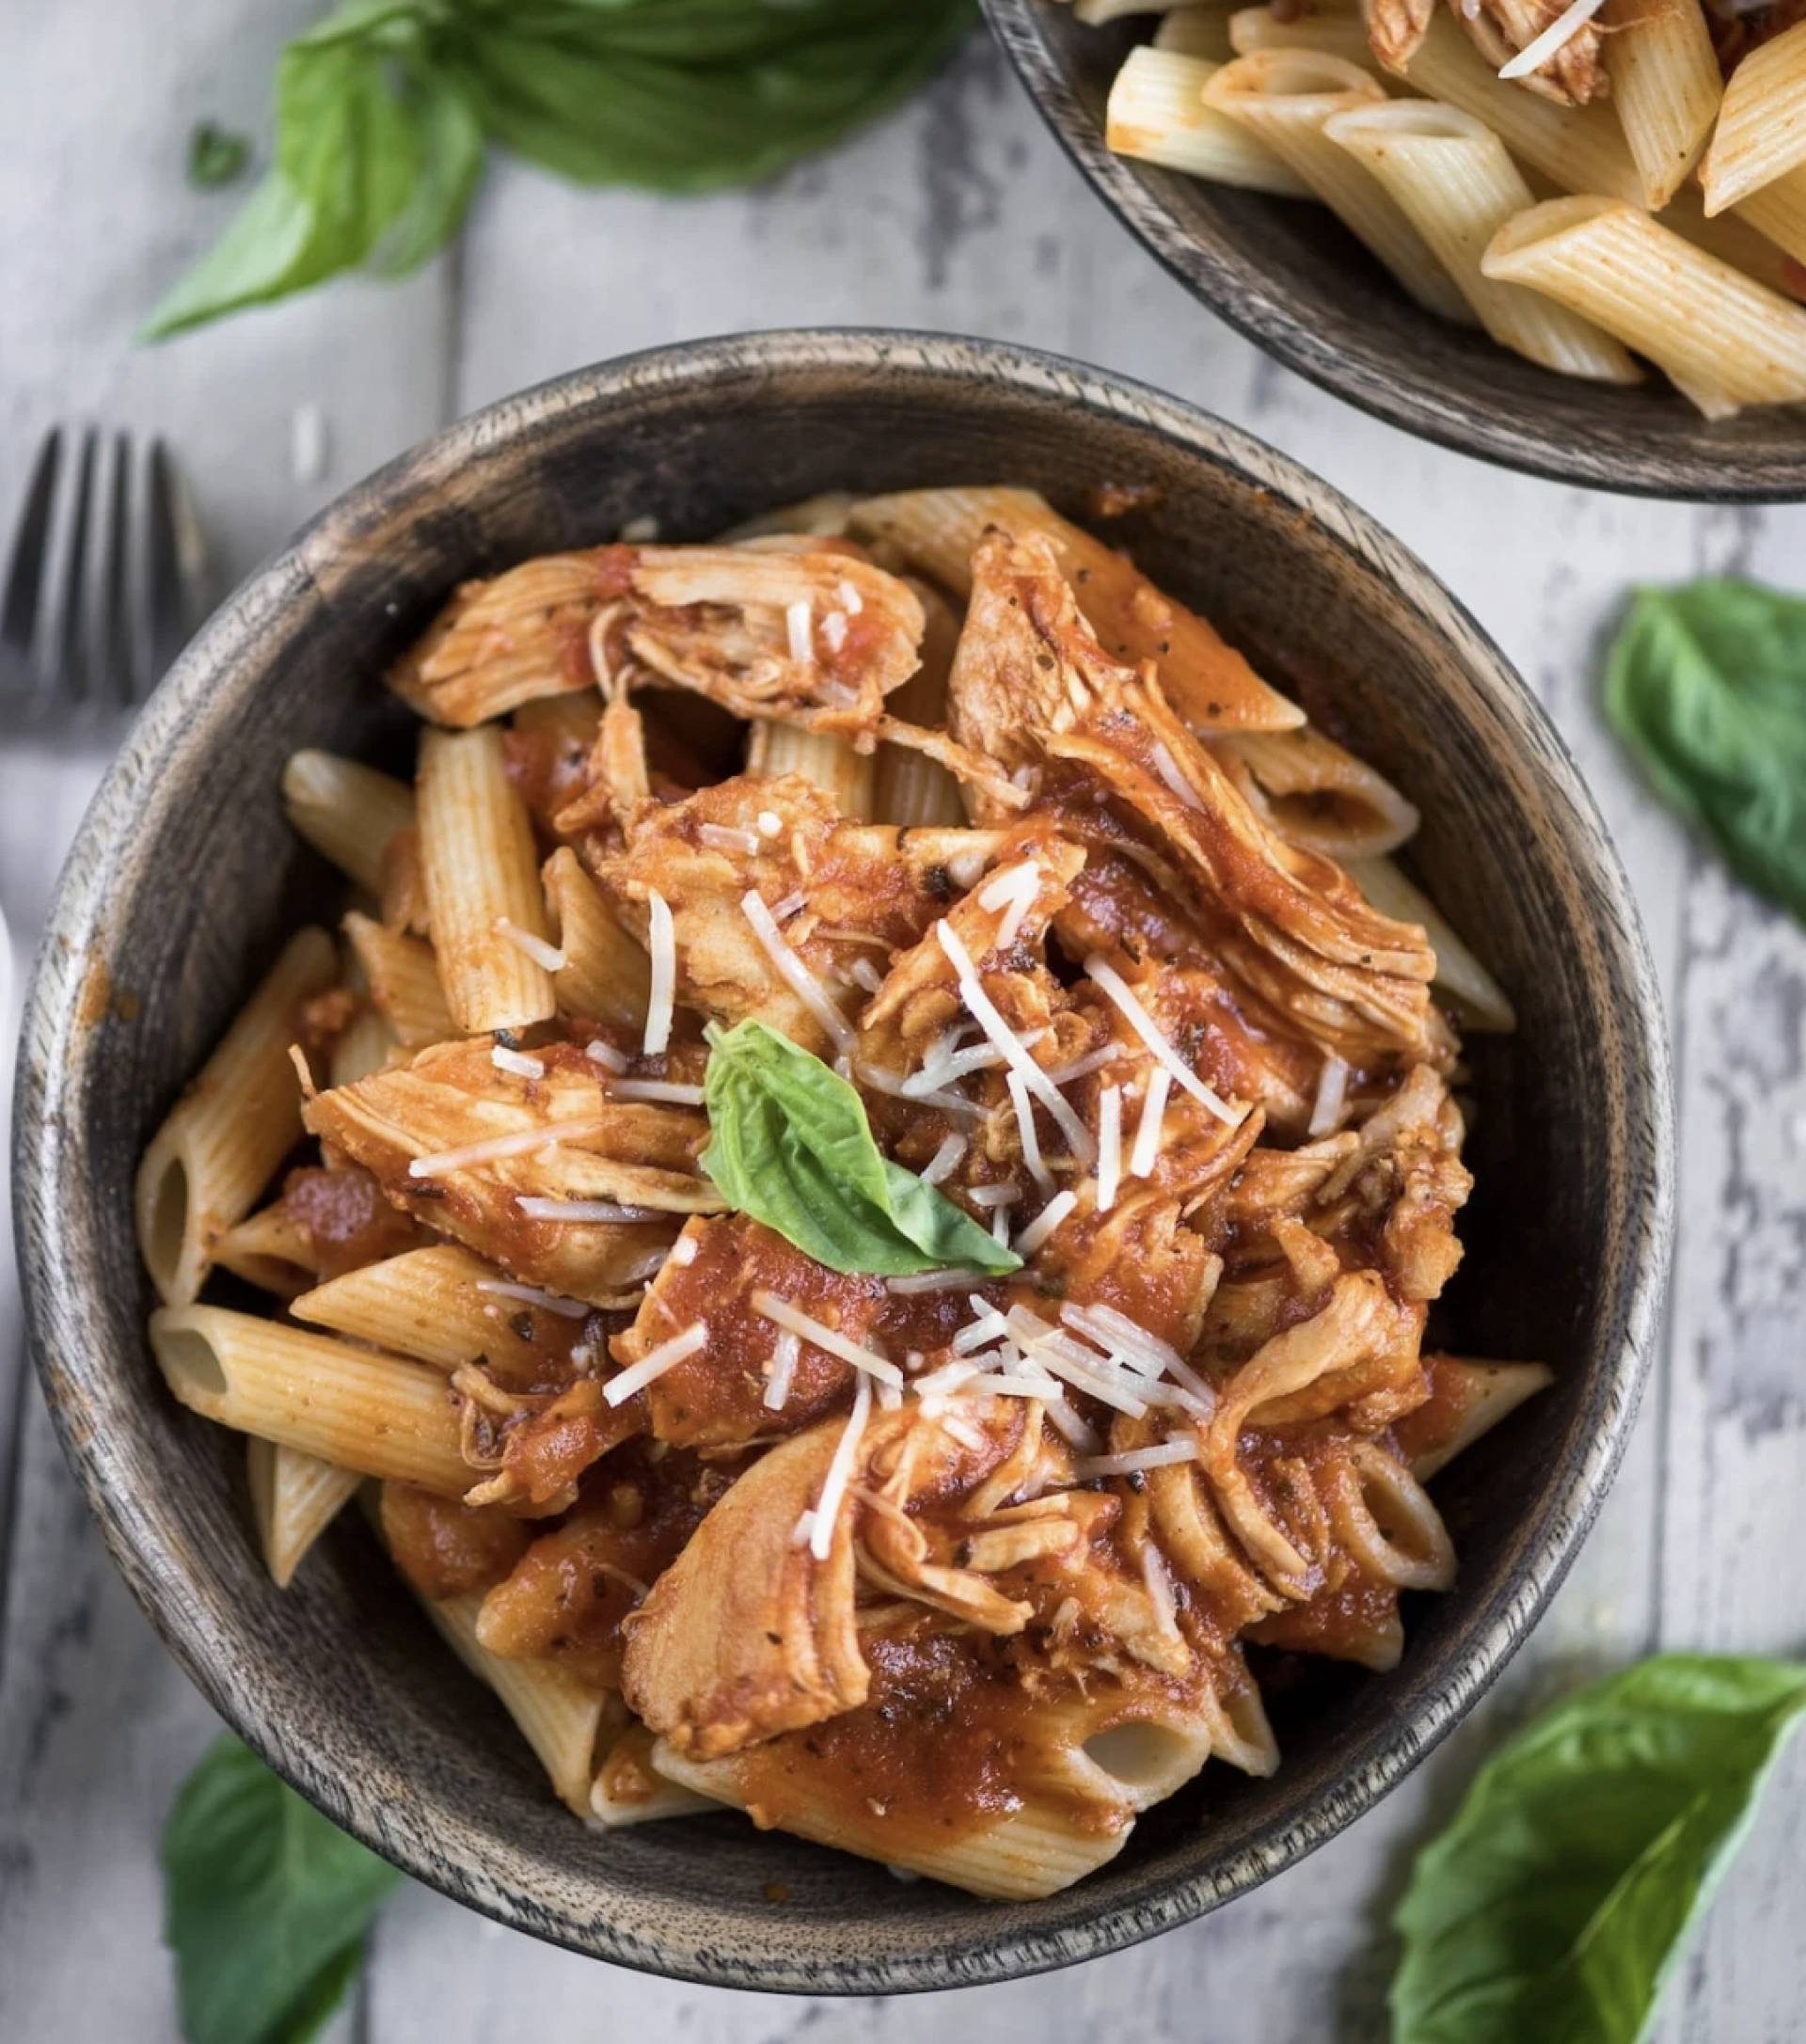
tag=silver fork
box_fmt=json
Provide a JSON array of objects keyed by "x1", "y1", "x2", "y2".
[{"x1": 0, "y1": 425, "x2": 209, "y2": 712}]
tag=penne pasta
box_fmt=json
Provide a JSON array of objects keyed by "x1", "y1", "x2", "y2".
[
  {"x1": 212, "y1": 1200, "x2": 325, "y2": 1297},
  {"x1": 1153, "y1": 6, "x2": 1237, "y2": 60},
  {"x1": 1388, "y1": 8, "x2": 1644, "y2": 205},
  {"x1": 719, "y1": 491, "x2": 858, "y2": 541},
  {"x1": 1202, "y1": 55, "x2": 1477, "y2": 325},
  {"x1": 1321, "y1": 102, "x2": 1641, "y2": 382},
  {"x1": 1347, "y1": 852, "x2": 1515, "y2": 1030},
  {"x1": 1664, "y1": 181, "x2": 1803, "y2": 294},
  {"x1": 150, "y1": 1305, "x2": 469, "y2": 1494},
  {"x1": 292, "y1": 1243, "x2": 585, "y2": 1373},
  {"x1": 420, "y1": 1590, "x2": 613, "y2": 1815},
  {"x1": 246, "y1": 1437, "x2": 362, "y2": 1588},
  {"x1": 1603, "y1": 0, "x2": 1723, "y2": 210},
  {"x1": 1228, "y1": 5, "x2": 1385, "y2": 78},
  {"x1": 848, "y1": 486, "x2": 1304, "y2": 734},
  {"x1": 874, "y1": 579, "x2": 969, "y2": 826},
  {"x1": 1105, "y1": 47, "x2": 1314, "y2": 196},
  {"x1": 590, "y1": 1721, "x2": 717, "y2": 1828},
  {"x1": 542, "y1": 847, "x2": 653, "y2": 1030},
  {"x1": 1701, "y1": 18, "x2": 1806, "y2": 216},
  {"x1": 281, "y1": 751, "x2": 414, "y2": 899},
  {"x1": 1221, "y1": 719, "x2": 1423, "y2": 858},
  {"x1": 328, "y1": 1003, "x2": 400, "y2": 1089},
  {"x1": 512, "y1": 690, "x2": 602, "y2": 754},
  {"x1": 1076, "y1": 0, "x2": 1193, "y2": 21},
  {"x1": 342, "y1": 911, "x2": 456, "y2": 1049},
  {"x1": 1482, "y1": 196, "x2": 1806, "y2": 416},
  {"x1": 135, "y1": 926, "x2": 337, "y2": 1307},
  {"x1": 417, "y1": 725, "x2": 558, "y2": 1034},
  {"x1": 1733, "y1": 162, "x2": 1806, "y2": 268},
  {"x1": 1398, "y1": 1355, "x2": 1557, "y2": 1480},
  {"x1": 746, "y1": 718, "x2": 876, "y2": 820}
]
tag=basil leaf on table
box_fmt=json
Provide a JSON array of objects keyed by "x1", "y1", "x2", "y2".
[
  {"x1": 146, "y1": 0, "x2": 974, "y2": 337},
  {"x1": 163, "y1": 1735, "x2": 402, "y2": 2044},
  {"x1": 1605, "y1": 578, "x2": 1806, "y2": 924},
  {"x1": 1390, "y1": 1654, "x2": 1806, "y2": 2044},
  {"x1": 702, "y1": 1018, "x2": 1021, "y2": 1276},
  {"x1": 186, "y1": 121, "x2": 250, "y2": 190}
]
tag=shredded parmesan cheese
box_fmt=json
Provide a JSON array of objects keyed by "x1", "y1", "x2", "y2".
[
  {"x1": 1075, "y1": 1437, "x2": 1202, "y2": 1479},
  {"x1": 643, "y1": 890, "x2": 675, "y2": 1057},
  {"x1": 1498, "y1": 0, "x2": 1606, "y2": 76},
  {"x1": 1308, "y1": 1054, "x2": 1351, "y2": 1138},
  {"x1": 515, "y1": 1196, "x2": 663, "y2": 1224},
  {"x1": 1096, "y1": 1084, "x2": 1122, "y2": 1213},
  {"x1": 1046, "y1": 1043, "x2": 1124, "y2": 1086},
  {"x1": 785, "y1": 599, "x2": 814, "y2": 664},
  {"x1": 820, "y1": 610, "x2": 848, "y2": 654},
  {"x1": 1043, "y1": 1399, "x2": 1102, "y2": 1454},
  {"x1": 936, "y1": 921, "x2": 1095, "y2": 1163},
  {"x1": 855, "y1": 1060, "x2": 979, "y2": 1118},
  {"x1": 978, "y1": 861, "x2": 1042, "y2": 950},
  {"x1": 474, "y1": 1278, "x2": 591, "y2": 1320},
  {"x1": 752, "y1": 1292, "x2": 903, "y2": 1386},
  {"x1": 1014, "y1": 1189, "x2": 1076, "y2": 1258},
  {"x1": 770, "y1": 890, "x2": 807, "y2": 922},
  {"x1": 967, "y1": 1183, "x2": 1021, "y2": 1208},
  {"x1": 762, "y1": 1329, "x2": 801, "y2": 1412},
  {"x1": 604, "y1": 1320, "x2": 708, "y2": 1406},
  {"x1": 409, "y1": 1119, "x2": 606, "y2": 1179},
  {"x1": 805, "y1": 1371, "x2": 872, "y2": 1559},
  {"x1": 848, "y1": 958, "x2": 884, "y2": 995},
  {"x1": 919, "y1": 1133, "x2": 967, "y2": 1187},
  {"x1": 491, "y1": 1045, "x2": 545, "y2": 1080},
  {"x1": 1006, "y1": 1071, "x2": 1055, "y2": 1196},
  {"x1": 886, "y1": 1267, "x2": 988, "y2": 1294},
  {"x1": 952, "y1": 1307, "x2": 1013, "y2": 1355},
  {"x1": 495, "y1": 917, "x2": 564, "y2": 973},
  {"x1": 1129, "y1": 1067, "x2": 1171, "y2": 1178},
  {"x1": 1149, "y1": 739, "x2": 1203, "y2": 810},
  {"x1": 837, "y1": 578, "x2": 863, "y2": 615},
  {"x1": 757, "y1": 810, "x2": 783, "y2": 837},
  {"x1": 698, "y1": 823, "x2": 761, "y2": 855},
  {"x1": 1085, "y1": 954, "x2": 1241, "y2": 1124},
  {"x1": 1007, "y1": 1305, "x2": 1149, "y2": 1417},
  {"x1": 670, "y1": 1231, "x2": 699, "y2": 1267},
  {"x1": 742, "y1": 890, "x2": 855, "y2": 1054},
  {"x1": 610, "y1": 1079, "x2": 706, "y2": 1106},
  {"x1": 584, "y1": 1039, "x2": 629, "y2": 1073},
  {"x1": 1141, "y1": 1543, "x2": 1180, "y2": 1635}
]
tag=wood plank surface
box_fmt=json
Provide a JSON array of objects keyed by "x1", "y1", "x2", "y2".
[{"x1": 2, "y1": 15, "x2": 1803, "y2": 2042}]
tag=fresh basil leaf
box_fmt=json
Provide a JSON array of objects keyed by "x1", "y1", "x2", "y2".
[
  {"x1": 701, "y1": 1018, "x2": 1021, "y2": 1276},
  {"x1": 1390, "y1": 1654, "x2": 1806, "y2": 2044},
  {"x1": 370, "y1": 62, "x2": 487, "y2": 277},
  {"x1": 164, "y1": 1735, "x2": 402, "y2": 2044},
  {"x1": 187, "y1": 121, "x2": 251, "y2": 190},
  {"x1": 1605, "y1": 578, "x2": 1806, "y2": 925}
]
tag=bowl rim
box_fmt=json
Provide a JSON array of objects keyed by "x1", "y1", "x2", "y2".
[
  {"x1": 11, "y1": 325, "x2": 1676, "y2": 1992},
  {"x1": 980, "y1": 0, "x2": 1806, "y2": 504}
]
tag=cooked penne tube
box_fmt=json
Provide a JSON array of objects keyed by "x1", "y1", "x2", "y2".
[
  {"x1": 150, "y1": 1305, "x2": 469, "y2": 1494},
  {"x1": 328, "y1": 1004, "x2": 400, "y2": 1089},
  {"x1": 746, "y1": 719, "x2": 875, "y2": 819},
  {"x1": 1665, "y1": 182, "x2": 1802, "y2": 294},
  {"x1": 1321, "y1": 103, "x2": 1641, "y2": 383},
  {"x1": 246, "y1": 1437, "x2": 362, "y2": 1588},
  {"x1": 293, "y1": 1243, "x2": 588, "y2": 1373},
  {"x1": 1203, "y1": 55, "x2": 1475, "y2": 324},
  {"x1": 719, "y1": 491, "x2": 858, "y2": 541},
  {"x1": 1076, "y1": 0, "x2": 1193, "y2": 22},
  {"x1": 135, "y1": 927, "x2": 337, "y2": 1307},
  {"x1": 512, "y1": 690, "x2": 602, "y2": 753},
  {"x1": 417, "y1": 725, "x2": 558, "y2": 1034},
  {"x1": 1105, "y1": 47, "x2": 1314, "y2": 196},
  {"x1": 1388, "y1": 8, "x2": 1644, "y2": 205},
  {"x1": 1603, "y1": 0, "x2": 1722, "y2": 209},
  {"x1": 212, "y1": 1201, "x2": 325, "y2": 1297},
  {"x1": 342, "y1": 911, "x2": 455, "y2": 1049},
  {"x1": 874, "y1": 579, "x2": 969, "y2": 826},
  {"x1": 542, "y1": 847, "x2": 653, "y2": 1029},
  {"x1": 1222, "y1": 720, "x2": 1423, "y2": 858},
  {"x1": 1398, "y1": 1356, "x2": 1556, "y2": 1480},
  {"x1": 420, "y1": 1590, "x2": 612, "y2": 1815},
  {"x1": 281, "y1": 751, "x2": 415, "y2": 899},
  {"x1": 1228, "y1": 5, "x2": 1384, "y2": 77},
  {"x1": 1701, "y1": 19, "x2": 1806, "y2": 216},
  {"x1": 1734, "y1": 162, "x2": 1806, "y2": 267},
  {"x1": 590, "y1": 1722, "x2": 717, "y2": 1828},
  {"x1": 848, "y1": 486, "x2": 1304, "y2": 734},
  {"x1": 1347, "y1": 852, "x2": 1515, "y2": 1029},
  {"x1": 1153, "y1": 7, "x2": 1236, "y2": 59},
  {"x1": 1481, "y1": 196, "x2": 1806, "y2": 416}
]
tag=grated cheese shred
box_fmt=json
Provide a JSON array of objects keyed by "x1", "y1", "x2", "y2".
[
  {"x1": 1096, "y1": 1084, "x2": 1122, "y2": 1213},
  {"x1": 643, "y1": 890, "x2": 675, "y2": 1057},
  {"x1": 805, "y1": 1371, "x2": 872, "y2": 1559},
  {"x1": 752, "y1": 1291, "x2": 902, "y2": 1386},
  {"x1": 742, "y1": 890, "x2": 856, "y2": 1054},
  {"x1": 1085, "y1": 954, "x2": 1241, "y2": 1124},
  {"x1": 409, "y1": 1119, "x2": 607, "y2": 1179},
  {"x1": 495, "y1": 917, "x2": 565, "y2": 973},
  {"x1": 936, "y1": 921, "x2": 1094, "y2": 1162},
  {"x1": 604, "y1": 1320, "x2": 708, "y2": 1406}
]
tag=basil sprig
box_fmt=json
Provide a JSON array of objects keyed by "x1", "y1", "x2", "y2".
[
  {"x1": 1391, "y1": 1654, "x2": 1806, "y2": 2044},
  {"x1": 163, "y1": 1735, "x2": 402, "y2": 2044},
  {"x1": 146, "y1": 0, "x2": 974, "y2": 338},
  {"x1": 1605, "y1": 578, "x2": 1806, "y2": 926},
  {"x1": 701, "y1": 1018, "x2": 1021, "y2": 1277}
]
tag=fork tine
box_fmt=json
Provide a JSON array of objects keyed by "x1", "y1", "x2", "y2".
[
  {"x1": 37, "y1": 426, "x2": 98, "y2": 697},
  {"x1": 76, "y1": 431, "x2": 131, "y2": 708},
  {"x1": 139, "y1": 438, "x2": 206, "y2": 697},
  {"x1": 0, "y1": 427, "x2": 64, "y2": 696}
]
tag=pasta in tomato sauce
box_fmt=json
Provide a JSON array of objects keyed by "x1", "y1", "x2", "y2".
[{"x1": 137, "y1": 483, "x2": 1545, "y2": 1898}]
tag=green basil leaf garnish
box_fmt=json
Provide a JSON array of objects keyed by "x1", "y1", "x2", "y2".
[
  {"x1": 186, "y1": 122, "x2": 251, "y2": 190},
  {"x1": 1605, "y1": 578, "x2": 1806, "y2": 925},
  {"x1": 701, "y1": 1018, "x2": 1021, "y2": 1277},
  {"x1": 1391, "y1": 1654, "x2": 1806, "y2": 2044},
  {"x1": 163, "y1": 1735, "x2": 402, "y2": 2044}
]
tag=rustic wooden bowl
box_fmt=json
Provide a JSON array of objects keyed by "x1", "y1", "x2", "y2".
[
  {"x1": 983, "y1": 0, "x2": 1806, "y2": 500},
  {"x1": 13, "y1": 330, "x2": 1673, "y2": 1990}
]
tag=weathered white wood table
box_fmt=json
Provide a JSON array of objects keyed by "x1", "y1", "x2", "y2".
[{"x1": 3, "y1": 7, "x2": 1803, "y2": 2038}]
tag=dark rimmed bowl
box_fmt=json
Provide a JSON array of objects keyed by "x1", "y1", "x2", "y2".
[
  {"x1": 983, "y1": 0, "x2": 1806, "y2": 500},
  {"x1": 13, "y1": 329, "x2": 1673, "y2": 1991}
]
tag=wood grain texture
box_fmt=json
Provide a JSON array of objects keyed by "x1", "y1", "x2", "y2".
[
  {"x1": 982, "y1": 0, "x2": 1806, "y2": 500},
  {"x1": 1, "y1": 14, "x2": 1803, "y2": 2039}
]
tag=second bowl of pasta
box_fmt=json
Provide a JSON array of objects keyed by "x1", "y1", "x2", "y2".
[
  {"x1": 985, "y1": 0, "x2": 1806, "y2": 498},
  {"x1": 14, "y1": 329, "x2": 1672, "y2": 1989}
]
